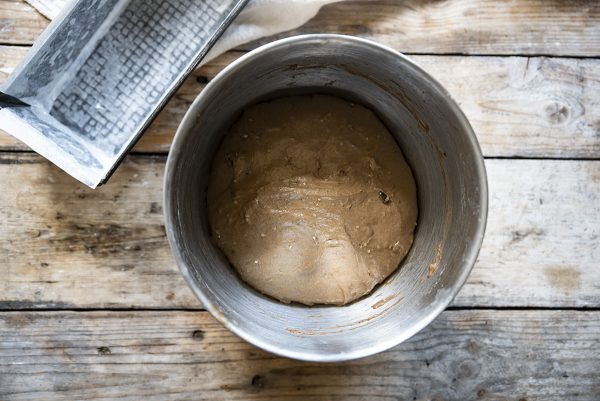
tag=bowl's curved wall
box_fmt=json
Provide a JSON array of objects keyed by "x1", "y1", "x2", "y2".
[{"x1": 164, "y1": 35, "x2": 488, "y2": 361}]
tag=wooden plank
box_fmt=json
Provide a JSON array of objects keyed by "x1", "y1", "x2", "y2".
[
  {"x1": 0, "y1": 155, "x2": 598, "y2": 309},
  {"x1": 3, "y1": 0, "x2": 600, "y2": 56},
  {"x1": 1, "y1": 48, "x2": 599, "y2": 158},
  {"x1": 0, "y1": 309, "x2": 598, "y2": 400},
  {"x1": 0, "y1": 44, "x2": 26, "y2": 80},
  {"x1": 249, "y1": 0, "x2": 600, "y2": 57},
  {"x1": 23, "y1": 0, "x2": 65, "y2": 20},
  {"x1": 0, "y1": 154, "x2": 182, "y2": 309},
  {"x1": 456, "y1": 160, "x2": 600, "y2": 307},
  {"x1": 415, "y1": 55, "x2": 600, "y2": 158},
  {"x1": 0, "y1": 0, "x2": 47, "y2": 45}
]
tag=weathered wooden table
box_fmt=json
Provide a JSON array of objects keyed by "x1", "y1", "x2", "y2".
[{"x1": 1, "y1": 1, "x2": 599, "y2": 400}]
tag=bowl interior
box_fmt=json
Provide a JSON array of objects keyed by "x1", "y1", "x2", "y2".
[{"x1": 164, "y1": 35, "x2": 487, "y2": 361}]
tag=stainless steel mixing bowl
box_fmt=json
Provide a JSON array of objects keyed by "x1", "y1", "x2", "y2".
[{"x1": 164, "y1": 34, "x2": 488, "y2": 361}]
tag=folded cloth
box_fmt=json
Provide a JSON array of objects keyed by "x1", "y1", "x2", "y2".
[{"x1": 25, "y1": 0, "x2": 343, "y2": 65}]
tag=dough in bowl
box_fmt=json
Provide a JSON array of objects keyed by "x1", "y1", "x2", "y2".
[{"x1": 207, "y1": 94, "x2": 418, "y2": 305}]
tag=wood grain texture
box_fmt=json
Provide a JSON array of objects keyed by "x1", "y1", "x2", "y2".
[
  {"x1": 1, "y1": 48, "x2": 599, "y2": 158},
  {"x1": 253, "y1": 0, "x2": 600, "y2": 57},
  {"x1": 459, "y1": 160, "x2": 600, "y2": 307},
  {"x1": 0, "y1": 155, "x2": 598, "y2": 309},
  {"x1": 3, "y1": 0, "x2": 600, "y2": 57},
  {"x1": 0, "y1": 44, "x2": 26, "y2": 79},
  {"x1": 0, "y1": 154, "x2": 177, "y2": 309},
  {"x1": 415, "y1": 55, "x2": 600, "y2": 158},
  {"x1": 1, "y1": 1, "x2": 598, "y2": 395},
  {"x1": 0, "y1": 0, "x2": 47, "y2": 45},
  {"x1": 23, "y1": 0, "x2": 65, "y2": 20},
  {"x1": 0, "y1": 309, "x2": 598, "y2": 401}
]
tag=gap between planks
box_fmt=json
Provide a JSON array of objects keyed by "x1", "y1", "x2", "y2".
[
  {"x1": 3, "y1": 150, "x2": 600, "y2": 162},
  {"x1": 0, "y1": 306, "x2": 600, "y2": 313}
]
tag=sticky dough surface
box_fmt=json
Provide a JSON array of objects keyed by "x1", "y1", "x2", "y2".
[{"x1": 207, "y1": 95, "x2": 418, "y2": 305}]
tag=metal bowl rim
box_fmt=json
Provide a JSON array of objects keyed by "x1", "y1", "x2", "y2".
[{"x1": 164, "y1": 34, "x2": 489, "y2": 362}]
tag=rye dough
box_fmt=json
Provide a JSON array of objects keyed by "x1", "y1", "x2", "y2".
[{"x1": 207, "y1": 94, "x2": 417, "y2": 305}]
